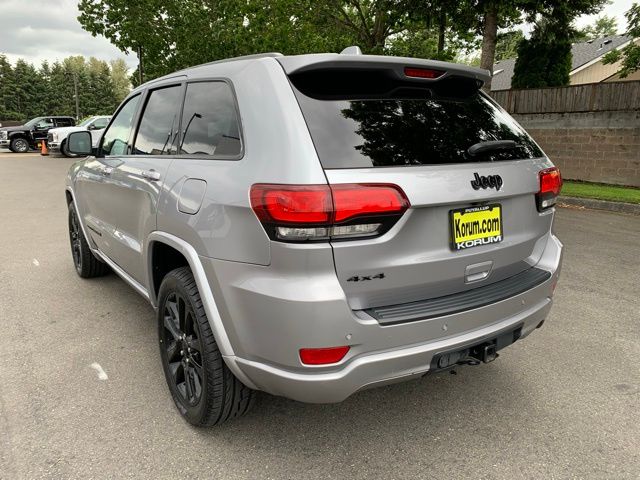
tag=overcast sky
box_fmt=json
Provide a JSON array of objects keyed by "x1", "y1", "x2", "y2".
[{"x1": 0, "y1": 0, "x2": 634, "y2": 69}]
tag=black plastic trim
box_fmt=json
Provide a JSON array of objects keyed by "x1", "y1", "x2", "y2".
[{"x1": 364, "y1": 267, "x2": 551, "y2": 325}]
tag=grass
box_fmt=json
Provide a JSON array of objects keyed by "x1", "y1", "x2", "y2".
[{"x1": 562, "y1": 181, "x2": 640, "y2": 204}]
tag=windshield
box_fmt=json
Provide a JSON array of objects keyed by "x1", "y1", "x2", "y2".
[
  {"x1": 24, "y1": 117, "x2": 43, "y2": 127},
  {"x1": 292, "y1": 88, "x2": 544, "y2": 168},
  {"x1": 78, "y1": 117, "x2": 96, "y2": 127}
]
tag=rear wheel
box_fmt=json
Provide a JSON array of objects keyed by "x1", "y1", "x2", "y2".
[
  {"x1": 9, "y1": 137, "x2": 29, "y2": 153},
  {"x1": 68, "y1": 202, "x2": 110, "y2": 278},
  {"x1": 158, "y1": 267, "x2": 255, "y2": 426}
]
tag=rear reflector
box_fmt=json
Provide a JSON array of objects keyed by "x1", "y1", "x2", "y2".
[
  {"x1": 299, "y1": 346, "x2": 350, "y2": 365},
  {"x1": 250, "y1": 183, "x2": 409, "y2": 242},
  {"x1": 404, "y1": 67, "x2": 445, "y2": 79},
  {"x1": 537, "y1": 167, "x2": 563, "y2": 211}
]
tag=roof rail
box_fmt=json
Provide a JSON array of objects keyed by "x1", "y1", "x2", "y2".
[
  {"x1": 196, "y1": 52, "x2": 284, "y2": 68},
  {"x1": 340, "y1": 46, "x2": 363, "y2": 55}
]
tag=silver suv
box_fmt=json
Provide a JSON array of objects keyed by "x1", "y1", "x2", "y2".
[{"x1": 65, "y1": 50, "x2": 563, "y2": 427}]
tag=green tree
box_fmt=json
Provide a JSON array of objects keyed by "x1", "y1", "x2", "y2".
[
  {"x1": 573, "y1": 14, "x2": 618, "y2": 41},
  {"x1": 109, "y1": 59, "x2": 131, "y2": 104},
  {"x1": 0, "y1": 55, "x2": 21, "y2": 120},
  {"x1": 511, "y1": 1, "x2": 609, "y2": 89},
  {"x1": 512, "y1": 16, "x2": 571, "y2": 88},
  {"x1": 495, "y1": 29, "x2": 524, "y2": 61},
  {"x1": 603, "y1": 3, "x2": 640, "y2": 78},
  {"x1": 79, "y1": 0, "x2": 468, "y2": 83}
]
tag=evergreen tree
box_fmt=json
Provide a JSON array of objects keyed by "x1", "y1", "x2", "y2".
[{"x1": 511, "y1": 16, "x2": 572, "y2": 88}]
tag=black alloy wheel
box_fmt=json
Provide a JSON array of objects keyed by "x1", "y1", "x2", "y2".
[
  {"x1": 157, "y1": 267, "x2": 255, "y2": 426},
  {"x1": 69, "y1": 206, "x2": 82, "y2": 273},
  {"x1": 161, "y1": 291, "x2": 205, "y2": 407},
  {"x1": 67, "y1": 202, "x2": 110, "y2": 278}
]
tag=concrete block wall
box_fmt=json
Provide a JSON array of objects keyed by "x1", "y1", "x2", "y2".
[{"x1": 514, "y1": 111, "x2": 640, "y2": 187}]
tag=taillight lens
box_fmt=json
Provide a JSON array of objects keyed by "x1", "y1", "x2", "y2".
[
  {"x1": 299, "y1": 346, "x2": 350, "y2": 365},
  {"x1": 250, "y1": 183, "x2": 409, "y2": 242},
  {"x1": 537, "y1": 167, "x2": 563, "y2": 211}
]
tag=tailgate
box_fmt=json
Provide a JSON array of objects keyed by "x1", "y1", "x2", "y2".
[{"x1": 285, "y1": 57, "x2": 558, "y2": 310}]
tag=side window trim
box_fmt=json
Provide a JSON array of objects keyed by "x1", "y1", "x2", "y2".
[
  {"x1": 176, "y1": 78, "x2": 244, "y2": 161},
  {"x1": 98, "y1": 93, "x2": 142, "y2": 157}
]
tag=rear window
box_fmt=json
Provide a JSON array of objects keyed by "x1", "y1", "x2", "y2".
[{"x1": 291, "y1": 75, "x2": 543, "y2": 168}]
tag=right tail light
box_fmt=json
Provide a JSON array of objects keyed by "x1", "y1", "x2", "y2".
[{"x1": 536, "y1": 167, "x2": 562, "y2": 211}]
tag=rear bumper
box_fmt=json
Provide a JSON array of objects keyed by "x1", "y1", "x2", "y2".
[
  {"x1": 208, "y1": 233, "x2": 562, "y2": 403},
  {"x1": 232, "y1": 300, "x2": 549, "y2": 403}
]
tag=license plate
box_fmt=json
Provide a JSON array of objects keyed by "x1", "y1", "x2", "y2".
[{"x1": 450, "y1": 204, "x2": 503, "y2": 251}]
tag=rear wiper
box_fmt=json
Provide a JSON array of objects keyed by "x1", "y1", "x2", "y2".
[{"x1": 467, "y1": 140, "x2": 517, "y2": 157}]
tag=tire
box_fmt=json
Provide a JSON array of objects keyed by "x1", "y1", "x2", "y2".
[
  {"x1": 158, "y1": 267, "x2": 255, "y2": 427},
  {"x1": 61, "y1": 140, "x2": 75, "y2": 157},
  {"x1": 9, "y1": 137, "x2": 29, "y2": 153},
  {"x1": 68, "y1": 202, "x2": 110, "y2": 278}
]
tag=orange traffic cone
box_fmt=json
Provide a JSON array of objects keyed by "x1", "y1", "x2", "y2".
[{"x1": 40, "y1": 140, "x2": 49, "y2": 156}]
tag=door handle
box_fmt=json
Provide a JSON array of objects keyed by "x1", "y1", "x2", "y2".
[
  {"x1": 101, "y1": 166, "x2": 113, "y2": 176},
  {"x1": 141, "y1": 169, "x2": 161, "y2": 181}
]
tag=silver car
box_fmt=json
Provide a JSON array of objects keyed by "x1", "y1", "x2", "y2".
[{"x1": 65, "y1": 49, "x2": 563, "y2": 427}]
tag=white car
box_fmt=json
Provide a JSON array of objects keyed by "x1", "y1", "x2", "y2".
[{"x1": 48, "y1": 115, "x2": 111, "y2": 156}]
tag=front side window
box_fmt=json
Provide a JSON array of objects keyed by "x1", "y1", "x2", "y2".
[
  {"x1": 134, "y1": 85, "x2": 183, "y2": 155},
  {"x1": 35, "y1": 118, "x2": 54, "y2": 129},
  {"x1": 101, "y1": 94, "x2": 141, "y2": 156},
  {"x1": 179, "y1": 82, "x2": 242, "y2": 157}
]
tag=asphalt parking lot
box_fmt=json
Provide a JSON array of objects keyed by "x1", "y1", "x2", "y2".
[{"x1": 0, "y1": 152, "x2": 639, "y2": 479}]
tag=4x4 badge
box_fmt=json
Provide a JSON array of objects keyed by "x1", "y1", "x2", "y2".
[{"x1": 471, "y1": 172, "x2": 503, "y2": 191}]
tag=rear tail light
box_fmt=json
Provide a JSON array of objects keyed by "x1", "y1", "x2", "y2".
[
  {"x1": 299, "y1": 346, "x2": 350, "y2": 365},
  {"x1": 250, "y1": 183, "x2": 410, "y2": 242},
  {"x1": 536, "y1": 167, "x2": 562, "y2": 211}
]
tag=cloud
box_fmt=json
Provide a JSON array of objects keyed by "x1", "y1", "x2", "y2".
[{"x1": 0, "y1": 0, "x2": 137, "y2": 68}]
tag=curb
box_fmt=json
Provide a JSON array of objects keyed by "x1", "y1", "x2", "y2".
[{"x1": 558, "y1": 196, "x2": 640, "y2": 216}]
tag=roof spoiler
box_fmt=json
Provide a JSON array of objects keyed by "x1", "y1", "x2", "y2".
[
  {"x1": 281, "y1": 54, "x2": 490, "y2": 100},
  {"x1": 277, "y1": 53, "x2": 490, "y2": 88}
]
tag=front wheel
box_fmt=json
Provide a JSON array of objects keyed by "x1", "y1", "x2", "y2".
[
  {"x1": 61, "y1": 140, "x2": 75, "y2": 157},
  {"x1": 9, "y1": 137, "x2": 29, "y2": 153},
  {"x1": 158, "y1": 267, "x2": 255, "y2": 426},
  {"x1": 68, "y1": 202, "x2": 110, "y2": 278}
]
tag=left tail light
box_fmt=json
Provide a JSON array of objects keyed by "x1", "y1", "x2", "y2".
[
  {"x1": 250, "y1": 183, "x2": 410, "y2": 242},
  {"x1": 536, "y1": 167, "x2": 562, "y2": 211}
]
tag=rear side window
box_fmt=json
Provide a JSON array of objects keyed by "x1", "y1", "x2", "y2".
[
  {"x1": 179, "y1": 82, "x2": 242, "y2": 157},
  {"x1": 291, "y1": 75, "x2": 543, "y2": 168},
  {"x1": 55, "y1": 118, "x2": 74, "y2": 127},
  {"x1": 134, "y1": 85, "x2": 183, "y2": 155},
  {"x1": 101, "y1": 94, "x2": 141, "y2": 156}
]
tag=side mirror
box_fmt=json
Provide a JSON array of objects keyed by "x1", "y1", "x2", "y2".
[
  {"x1": 87, "y1": 124, "x2": 97, "y2": 131},
  {"x1": 67, "y1": 131, "x2": 93, "y2": 155}
]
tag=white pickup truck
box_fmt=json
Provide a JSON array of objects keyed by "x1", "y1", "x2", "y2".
[{"x1": 48, "y1": 115, "x2": 111, "y2": 156}]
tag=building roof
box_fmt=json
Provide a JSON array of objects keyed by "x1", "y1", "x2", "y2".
[{"x1": 491, "y1": 34, "x2": 632, "y2": 91}]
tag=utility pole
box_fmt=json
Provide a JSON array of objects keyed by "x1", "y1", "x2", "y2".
[
  {"x1": 137, "y1": 45, "x2": 144, "y2": 85},
  {"x1": 72, "y1": 72, "x2": 80, "y2": 120}
]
